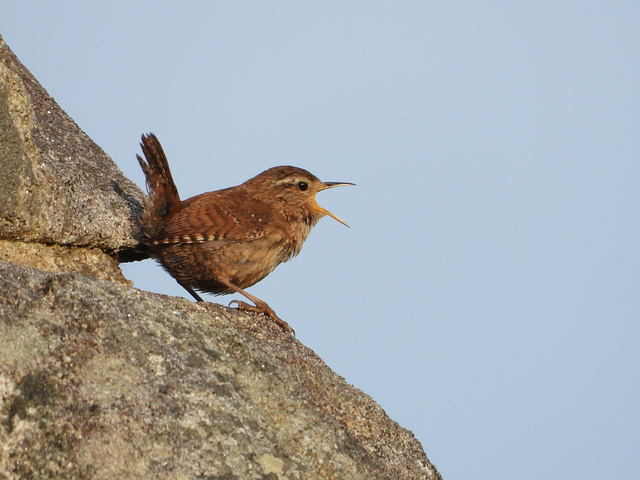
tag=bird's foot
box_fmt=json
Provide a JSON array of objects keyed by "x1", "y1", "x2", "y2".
[{"x1": 229, "y1": 300, "x2": 295, "y2": 335}]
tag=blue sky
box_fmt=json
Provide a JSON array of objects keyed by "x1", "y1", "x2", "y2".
[{"x1": 3, "y1": 2, "x2": 638, "y2": 478}]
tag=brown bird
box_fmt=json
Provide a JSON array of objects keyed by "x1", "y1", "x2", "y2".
[{"x1": 135, "y1": 133, "x2": 353, "y2": 334}]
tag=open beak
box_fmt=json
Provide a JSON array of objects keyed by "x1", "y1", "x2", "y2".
[{"x1": 314, "y1": 182, "x2": 355, "y2": 227}]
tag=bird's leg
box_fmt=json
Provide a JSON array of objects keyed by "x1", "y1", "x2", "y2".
[
  {"x1": 218, "y1": 278, "x2": 294, "y2": 335},
  {"x1": 176, "y1": 278, "x2": 293, "y2": 334},
  {"x1": 177, "y1": 280, "x2": 204, "y2": 302}
]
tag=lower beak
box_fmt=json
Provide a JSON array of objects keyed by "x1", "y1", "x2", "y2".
[{"x1": 315, "y1": 181, "x2": 355, "y2": 227}]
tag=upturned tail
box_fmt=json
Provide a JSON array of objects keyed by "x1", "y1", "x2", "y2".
[{"x1": 136, "y1": 133, "x2": 181, "y2": 239}]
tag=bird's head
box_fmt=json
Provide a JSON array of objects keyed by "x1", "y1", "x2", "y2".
[{"x1": 246, "y1": 166, "x2": 354, "y2": 227}]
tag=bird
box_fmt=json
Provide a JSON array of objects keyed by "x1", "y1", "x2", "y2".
[{"x1": 135, "y1": 133, "x2": 354, "y2": 334}]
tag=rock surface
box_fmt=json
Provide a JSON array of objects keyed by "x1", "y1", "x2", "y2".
[
  {"x1": 0, "y1": 263, "x2": 440, "y2": 479},
  {"x1": 0, "y1": 34, "x2": 143, "y2": 278},
  {"x1": 0, "y1": 34, "x2": 442, "y2": 479}
]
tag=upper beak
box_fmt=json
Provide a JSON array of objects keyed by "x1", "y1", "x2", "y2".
[{"x1": 315, "y1": 182, "x2": 356, "y2": 227}]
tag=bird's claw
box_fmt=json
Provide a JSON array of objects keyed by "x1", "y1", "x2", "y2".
[{"x1": 229, "y1": 300, "x2": 295, "y2": 335}]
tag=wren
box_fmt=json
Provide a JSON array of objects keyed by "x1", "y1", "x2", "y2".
[{"x1": 135, "y1": 133, "x2": 353, "y2": 334}]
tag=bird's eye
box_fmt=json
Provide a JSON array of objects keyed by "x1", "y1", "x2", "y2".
[{"x1": 297, "y1": 181, "x2": 308, "y2": 191}]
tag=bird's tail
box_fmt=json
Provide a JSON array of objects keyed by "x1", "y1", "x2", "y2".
[{"x1": 136, "y1": 133, "x2": 181, "y2": 239}]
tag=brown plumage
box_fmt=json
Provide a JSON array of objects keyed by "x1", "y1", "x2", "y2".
[{"x1": 136, "y1": 133, "x2": 353, "y2": 334}]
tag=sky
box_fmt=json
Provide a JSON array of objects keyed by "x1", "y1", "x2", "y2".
[{"x1": 2, "y1": 2, "x2": 639, "y2": 479}]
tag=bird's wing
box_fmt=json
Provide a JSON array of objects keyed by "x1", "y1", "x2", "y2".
[{"x1": 147, "y1": 189, "x2": 277, "y2": 246}]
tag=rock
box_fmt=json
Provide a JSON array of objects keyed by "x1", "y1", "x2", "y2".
[
  {"x1": 0, "y1": 34, "x2": 442, "y2": 479},
  {"x1": 0, "y1": 263, "x2": 440, "y2": 479},
  {"x1": 0, "y1": 34, "x2": 143, "y2": 281}
]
